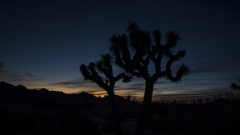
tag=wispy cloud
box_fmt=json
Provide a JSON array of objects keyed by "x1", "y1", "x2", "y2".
[
  {"x1": 0, "y1": 70, "x2": 42, "y2": 82},
  {"x1": 48, "y1": 78, "x2": 105, "y2": 94},
  {"x1": 49, "y1": 78, "x2": 94, "y2": 87},
  {"x1": 153, "y1": 85, "x2": 236, "y2": 101},
  {"x1": 187, "y1": 52, "x2": 240, "y2": 75}
]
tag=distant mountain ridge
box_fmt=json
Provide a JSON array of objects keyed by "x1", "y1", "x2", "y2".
[
  {"x1": 0, "y1": 81, "x2": 104, "y2": 134},
  {"x1": 0, "y1": 81, "x2": 129, "y2": 103}
]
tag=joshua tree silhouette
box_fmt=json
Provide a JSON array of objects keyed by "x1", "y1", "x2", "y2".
[
  {"x1": 109, "y1": 21, "x2": 189, "y2": 135},
  {"x1": 80, "y1": 53, "x2": 131, "y2": 135}
]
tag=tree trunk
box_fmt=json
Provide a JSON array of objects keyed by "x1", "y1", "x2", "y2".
[
  {"x1": 107, "y1": 89, "x2": 123, "y2": 135},
  {"x1": 135, "y1": 80, "x2": 154, "y2": 135}
]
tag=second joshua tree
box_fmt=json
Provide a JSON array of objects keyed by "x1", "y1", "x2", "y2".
[{"x1": 80, "y1": 54, "x2": 131, "y2": 135}]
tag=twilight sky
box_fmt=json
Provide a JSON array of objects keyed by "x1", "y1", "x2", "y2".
[{"x1": 1, "y1": 0, "x2": 240, "y2": 101}]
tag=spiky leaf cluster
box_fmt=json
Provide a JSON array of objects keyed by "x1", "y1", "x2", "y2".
[
  {"x1": 109, "y1": 21, "x2": 189, "y2": 83},
  {"x1": 80, "y1": 54, "x2": 132, "y2": 91}
]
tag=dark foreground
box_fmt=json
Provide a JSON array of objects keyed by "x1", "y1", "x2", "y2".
[{"x1": 0, "y1": 81, "x2": 240, "y2": 135}]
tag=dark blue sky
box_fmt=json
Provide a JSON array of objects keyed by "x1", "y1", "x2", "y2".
[{"x1": 1, "y1": 0, "x2": 240, "y2": 101}]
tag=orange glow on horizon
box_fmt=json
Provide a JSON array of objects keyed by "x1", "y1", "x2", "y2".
[{"x1": 26, "y1": 85, "x2": 222, "y2": 102}]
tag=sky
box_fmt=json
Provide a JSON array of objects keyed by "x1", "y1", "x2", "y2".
[{"x1": 1, "y1": 0, "x2": 240, "y2": 101}]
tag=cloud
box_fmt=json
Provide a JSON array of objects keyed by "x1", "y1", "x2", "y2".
[
  {"x1": 187, "y1": 52, "x2": 240, "y2": 75},
  {"x1": 25, "y1": 73, "x2": 33, "y2": 77},
  {"x1": 51, "y1": 81, "x2": 80, "y2": 85},
  {"x1": 0, "y1": 70, "x2": 42, "y2": 82},
  {"x1": 50, "y1": 78, "x2": 84, "y2": 85},
  {"x1": 152, "y1": 85, "x2": 234, "y2": 101},
  {"x1": 49, "y1": 78, "x2": 96, "y2": 88},
  {"x1": 0, "y1": 60, "x2": 38, "y2": 81}
]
